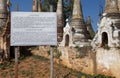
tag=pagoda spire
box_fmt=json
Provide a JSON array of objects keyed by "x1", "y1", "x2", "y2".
[
  {"x1": 0, "y1": 0, "x2": 7, "y2": 16},
  {"x1": 72, "y1": 0, "x2": 83, "y2": 20},
  {"x1": 32, "y1": 0, "x2": 38, "y2": 12},
  {"x1": 56, "y1": 0, "x2": 62, "y2": 17},
  {"x1": 0, "y1": 0, "x2": 8, "y2": 27},
  {"x1": 71, "y1": 0, "x2": 91, "y2": 45},
  {"x1": 104, "y1": 0, "x2": 119, "y2": 13},
  {"x1": 86, "y1": 16, "x2": 94, "y2": 39},
  {"x1": 38, "y1": 1, "x2": 41, "y2": 12},
  {"x1": 15, "y1": 4, "x2": 19, "y2": 11},
  {"x1": 56, "y1": 0, "x2": 64, "y2": 42},
  {"x1": 118, "y1": 0, "x2": 120, "y2": 11}
]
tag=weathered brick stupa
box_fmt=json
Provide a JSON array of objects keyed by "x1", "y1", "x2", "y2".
[
  {"x1": 56, "y1": 0, "x2": 64, "y2": 42},
  {"x1": 91, "y1": 0, "x2": 120, "y2": 48},
  {"x1": 70, "y1": 0, "x2": 91, "y2": 47}
]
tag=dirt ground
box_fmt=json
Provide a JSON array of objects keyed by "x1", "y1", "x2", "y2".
[
  {"x1": 0, "y1": 55, "x2": 88, "y2": 78},
  {"x1": 0, "y1": 54, "x2": 114, "y2": 78}
]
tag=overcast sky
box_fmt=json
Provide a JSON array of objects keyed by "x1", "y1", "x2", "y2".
[{"x1": 11, "y1": 0, "x2": 105, "y2": 32}]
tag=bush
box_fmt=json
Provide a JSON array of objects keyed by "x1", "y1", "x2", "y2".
[
  {"x1": 47, "y1": 50, "x2": 50, "y2": 55},
  {"x1": 93, "y1": 74, "x2": 114, "y2": 78},
  {"x1": 33, "y1": 55, "x2": 48, "y2": 61},
  {"x1": 0, "y1": 62, "x2": 13, "y2": 70},
  {"x1": 55, "y1": 51, "x2": 61, "y2": 59},
  {"x1": 103, "y1": 44, "x2": 110, "y2": 50}
]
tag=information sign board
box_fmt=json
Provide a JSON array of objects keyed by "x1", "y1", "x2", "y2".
[{"x1": 11, "y1": 12, "x2": 57, "y2": 46}]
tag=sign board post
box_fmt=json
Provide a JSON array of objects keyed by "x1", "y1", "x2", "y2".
[
  {"x1": 50, "y1": 46, "x2": 54, "y2": 78},
  {"x1": 11, "y1": 12, "x2": 57, "y2": 78},
  {"x1": 15, "y1": 47, "x2": 18, "y2": 78},
  {"x1": 50, "y1": 5, "x2": 54, "y2": 78}
]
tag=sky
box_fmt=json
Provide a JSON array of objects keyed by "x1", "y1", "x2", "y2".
[{"x1": 10, "y1": 0, "x2": 105, "y2": 32}]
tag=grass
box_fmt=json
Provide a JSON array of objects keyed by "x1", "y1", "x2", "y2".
[
  {"x1": 103, "y1": 44, "x2": 110, "y2": 50},
  {"x1": 117, "y1": 47, "x2": 120, "y2": 49},
  {"x1": 92, "y1": 74, "x2": 114, "y2": 78},
  {"x1": 47, "y1": 50, "x2": 50, "y2": 55},
  {"x1": 0, "y1": 62, "x2": 13, "y2": 70},
  {"x1": 33, "y1": 55, "x2": 49, "y2": 61},
  {"x1": 54, "y1": 50, "x2": 62, "y2": 59},
  {"x1": 62, "y1": 72, "x2": 71, "y2": 78},
  {"x1": 0, "y1": 55, "x2": 115, "y2": 78},
  {"x1": 1, "y1": 72, "x2": 8, "y2": 78},
  {"x1": 62, "y1": 68, "x2": 114, "y2": 78},
  {"x1": 75, "y1": 72, "x2": 114, "y2": 78},
  {"x1": 9, "y1": 70, "x2": 15, "y2": 78}
]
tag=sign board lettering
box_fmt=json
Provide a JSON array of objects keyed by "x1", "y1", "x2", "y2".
[{"x1": 11, "y1": 12, "x2": 57, "y2": 46}]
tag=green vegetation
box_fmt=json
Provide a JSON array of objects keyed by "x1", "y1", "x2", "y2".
[
  {"x1": 71, "y1": 69, "x2": 114, "y2": 78},
  {"x1": 54, "y1": 50, "x2": 62, "y2": 59},
  {"x1": 40, "y1": 0, "x2": 58, "y2": 12},
  {"x1": 0, "y1": 55, "x2": 114, "y2": 78},
  {"x1": 117, "y1": 47, "x2": 120, "y2": 49},
  {"x1": 103, "y1": 44, "x2": 110, "y2": 50},
  {"x1": 0, "y1": 27, "x2": 2, "y2": 32},
  {"x1": 0, "y1": 62, "x2": 13, "y2": 70},
  {"x1": 57, "y1": 67, "x2": 114, "y2": 78},
  {"x1": 47, "y1": 50, "x2": 50, "y2": 55},
  {"x1": 41, "y1": 0, "x2": 73, "y2": 22},
  {"x1": 75, "y1": 46, "x2": 79, "y2": 50},
  {"x1": 92, "y1": 74, "x2": 114, "y2": 78},
  {"x1": 53, "y1": 47, "x2": 62, "y2": 59},
  {"x1": 75, "y1": 46, "x2": 92, "y2": 58},
  {"x1": 33, "y1": 55, "x2": 49, "y2": 61},
  {"x1": 19, "y1": 55, "x2": 25, "y2": 61},
  {"x1": 91, "y1": 32, "x2": 95, "y2": 39},
  {"x1": 1, "y1": 72, "x2": 8, "y2": 78},
  {"x1": 29, "y1": 46, "x2": 39, "y2": 50},
  {"x1": 62, "y1": 72, "x2": 71, "y2": 78},
  {"x1": 19, "y1": 69, "x2": 34, "y2": 78}
]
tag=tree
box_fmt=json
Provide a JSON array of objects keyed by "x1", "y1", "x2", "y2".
[
  {"x1": 41, "y1": 0, "x2": 50, "y2": 12},
  {"x1": 49, "y1": 0, "x2": 58, "y2": 12},
  {"x1": 63, "y1": 0, "x2": 73, "y2": 20},
  {"x1": 41, "y1": 0, "x2": 73, "y2": 20}
]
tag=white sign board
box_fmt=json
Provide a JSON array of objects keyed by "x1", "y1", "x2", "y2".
[{"x1": 11, "y1": 12, "x2": 57, "y2": 46}]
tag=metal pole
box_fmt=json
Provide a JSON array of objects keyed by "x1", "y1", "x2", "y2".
[
  {"x1": 15, "y1": 47, "x2": 18, "y2": 78},
  {"x1": 50, "y1": 46, "x2": 54, "y2": 78},
  {"x1": 50, "y1": 5, "x2": 54, "y2": 78}
]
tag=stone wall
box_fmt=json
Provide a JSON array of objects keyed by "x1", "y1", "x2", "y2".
[
  {"x1": 58, "y1": 46, "x2": 93, "y2": 74},
  {"x1": 32, "y1": 46, "x2": 94, "y2": 74},
  {"x1": 58, "y1": 47, "x2": 120, "y2": 78},
  {"x1": 31, "y1": 46, "x2": 120, "y2": 78},
  {"x1": 95, "y1": 48, "x2": 120, "y2": 78}
]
